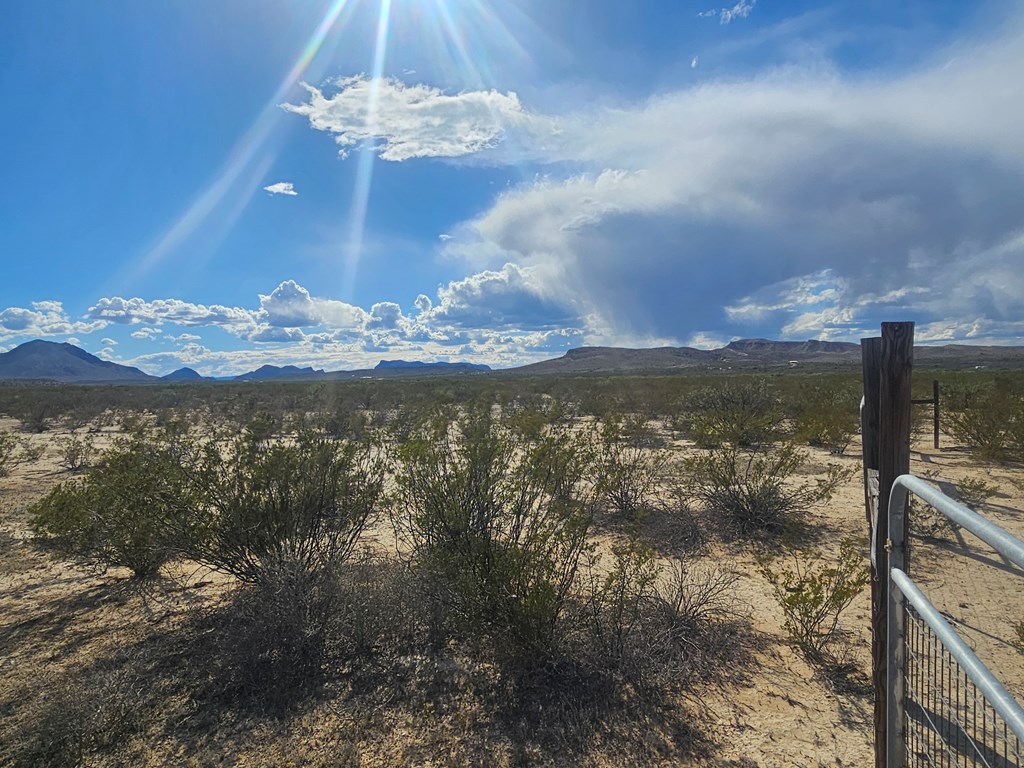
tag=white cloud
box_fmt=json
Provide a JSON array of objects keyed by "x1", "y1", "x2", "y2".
[
  {"x1": 130, "y1": 327, "x2": 163, "y2": 340},
  {"x1": 0, "y1": 301, "x2": 107, "y2": 342},
  {"x1": 282, "y1": 75, "x2": 557, "y2": 162},
  {"x1": 87, "y1": 296, "x2": 257, "y2": 332},
  {"x1": 263, "y1": 181, "x2": 298, "y2": 196},
  {"x1": 691, "y1": 56, "x2": 699, "y2": 69},
  {"x1": 720, "y1": 0, "x2": 756, "y2": 25},
  {"x1": 420, "y1": 17, "x2": 1024, "y2": 346},
  {"x1": 101, "y1": 337, "x2": 117, "y2": 346}
]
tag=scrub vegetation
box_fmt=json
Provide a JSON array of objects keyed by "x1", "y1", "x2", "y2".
[{"x1": 2, "y1": 368, "x2": 1022, "y2": 766}]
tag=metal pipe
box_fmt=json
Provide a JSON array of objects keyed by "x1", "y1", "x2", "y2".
[
  {"x1": 891, "y1": 474, "x2": 1024, "y2": 570},
  {"x1": 891, "y1": 568, "x2": 1024, "y2": 747}
]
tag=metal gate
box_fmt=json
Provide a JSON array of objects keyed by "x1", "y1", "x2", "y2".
[{"x1": 887, "y1": 474, "x2": 1024, "y2": 766}]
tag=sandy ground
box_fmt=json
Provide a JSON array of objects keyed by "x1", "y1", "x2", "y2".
[{"x1": 2, "y1": 416, "x2": 1023, "y2": 767}]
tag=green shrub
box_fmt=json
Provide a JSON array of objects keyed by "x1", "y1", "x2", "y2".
[
  {"x1": 790, "y1": 382, "x2": 860, "y2": 455},
  {"x1": 0, "y1": 431, "x2": 16, "y2": 478},
  {"x1": 760, "y1": 538, "x2": 869, "y2": 661},
  {"x1": 684, "y1": 444, "x2": 851, "y2": 539},
  {"x1": 955, "y1": 477, "x2": 999, "y2": 509},
  {"x1": 596, "y1": 417, "x2": 665, "y2": 518},
  {"x1": 176, "y1": 431, "x2": 384, "y2": 584},
  {"x1": 944, "y1": 384, "x2": 1024, "y2": 461},
  {"x1": 29, "y1": 432, "x2": 186, "y2": 577},
  {"x1": 679, "y1": 379, "x2": 783, "y2": 448},
  {"x1": 18, "y1": 437, "x2": 45, "y2": 463},
  {"x1": 393, "y1": 408, "x2": 595, "y2": 656},
  {"x1": 56, "y1": 433, "x2": 96, "y2": 472}
]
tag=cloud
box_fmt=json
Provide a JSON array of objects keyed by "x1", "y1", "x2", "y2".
[
  {"x1": 719, "y1": 0, "x2": 756, "y2": 25},
  {"x1": 86, "y1": 296, "x2": 257, "y2": 332},
  {"x1": 0, "y1": 301, "x2": 107, "y2": 342},
  {"x1": 691, "y1": 56, "x2": 699, "y2": 69},
  {"x1": 263, "y1": 181, "x2": 298, "y2": 196},
  {"x1": 425, "y1": 263, "x2": 582, "y2": 331},
  {"x1": 130, "y1": 327, "x2": 163, "y2": 340},
  {"x1": 425, "y1": 16, "x2": 1024, "y2": 346},
  {"x1": 258, "y1": 280, "x2": 369, "y2": 329},
  {"x1": 101, "y1": 337, "x2": 117, "y2": 346},
  {"x1": 282, "y1": 75, "x2": 557, "y2": 162}
]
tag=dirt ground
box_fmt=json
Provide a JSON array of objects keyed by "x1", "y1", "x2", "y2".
[{"x1": 2, "y1": 417, "x2": 1023, "y2": 767}]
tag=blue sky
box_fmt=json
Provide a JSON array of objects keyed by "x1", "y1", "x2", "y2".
[{"x1": 2, "y1": 0, "x2": 1023, "y2": 375}]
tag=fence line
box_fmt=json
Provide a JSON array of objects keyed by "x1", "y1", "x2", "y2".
[{"x1": 886, "y1": 473, "x2": 1024, "y2": 767}]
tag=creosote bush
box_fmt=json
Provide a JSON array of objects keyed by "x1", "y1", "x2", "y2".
[
  {"x1": 955, "y1": 476, "x2": 999, "y2": 509},
  {"x1": 29, "y1": 430, "x2": 186, "y2": 577},
  {"x1": 393, "y1": 408, "x2": 596, "y2": 656},
  {"x1": 175, "y1": 431, "x2": 385, "y2": 584},
  {"x1": 944, "y1": 383, "x2": 1024, "y2": 462},
  {"x1": 760, "y1": 538, "x2": 869, "y2": 662},
  {"x1": 680, "y1": 379, "x2": 784, "y2": 448},
  {"x1": 0, "y1": 430, "x2": 16, "y2": 478},
  {"x1": 56, "y1": 433, "x2": 96, "y2": 472},
  {"x1": 685, "y1": 444, "x2": 851, "y2": 539},
  {"x1": 596, "y1": 416, "x2": 665, "y2": 518},
  {"x1": 790, "y1": 382, "x2": 860, "y2": 455}
]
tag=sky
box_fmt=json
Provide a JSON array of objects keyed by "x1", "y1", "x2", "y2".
[{"x1": 2, "y1": 0, "x2": 1023, "y2": 376}]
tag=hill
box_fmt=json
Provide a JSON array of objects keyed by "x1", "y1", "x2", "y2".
[
  {"x1": 162, "y1": 367, "x2": 205, "y2": 381},
  {"x1": 0, "y1": 340, "x2": 155, "y2": 382}
]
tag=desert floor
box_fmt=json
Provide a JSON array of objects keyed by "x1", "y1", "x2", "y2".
[{"x1": 2, "y1": 418, "x2": 1023, "y2": 767}]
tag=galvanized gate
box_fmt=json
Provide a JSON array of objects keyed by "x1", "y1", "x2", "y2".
[{"x1": 886, "y1": 474, "x2": 1024, "y2": 767}]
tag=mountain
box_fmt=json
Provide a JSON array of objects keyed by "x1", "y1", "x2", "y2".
[
  {"x1": 507, "y1": 339, "x2": 1024, "y2": 375},
  {"x1": 375, "y1": 359, "x2": 491, "y2": 372},
  {"x1": 0, "y1": 340, "x2": 155, "y2": 382},
  {"x1": 234, "y1": 364, "x2": 324, "y2": 381},
  {"x1": 162, "y1": 367, "x2": 205, "y2": 381}
]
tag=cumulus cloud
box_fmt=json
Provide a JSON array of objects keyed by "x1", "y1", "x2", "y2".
[
  {"x1": 425, "y1": 263, "x2": 581, "y2": 330},
  {"x1": 101, "y1": 337, "x2": 117, "y2": 346},
  {"x1": 87, "y1": 296, "x2": 257, "y2": 331},
  {"x1": 282, "y1": 75, "x2": 557, "y2": 162},
  {"x1": 422, "y1": 15, "x2": 1024, "y2": 346},
  {"x1": 263, "y1": 181, "x2": 298, "y2": 196},
  {"x1": 130, "y1": 327, "x2": 163, "y2": 340},
  {"x1": 0, "y1": 301, "x2": 107, "y2": 342}
]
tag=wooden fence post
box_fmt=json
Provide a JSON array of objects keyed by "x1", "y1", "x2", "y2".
[
  {"x1": 862, "y1": 336, "x2": 884, "y2": 767},
  {"x1": 870, "y1": 322, "x2": 914, "y2": 767}
]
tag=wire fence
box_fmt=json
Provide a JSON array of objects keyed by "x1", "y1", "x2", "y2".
[
  {"x1": 903, "y1": 601, "x2": 1023, "y2": 767},
  {"x1": 888, "y1": 474, "x2": 1024, "y2": 768}
]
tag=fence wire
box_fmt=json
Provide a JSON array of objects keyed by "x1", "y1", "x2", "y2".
[{"x1": 903, "y1": 601, "x2": 1023, "y2": 767}]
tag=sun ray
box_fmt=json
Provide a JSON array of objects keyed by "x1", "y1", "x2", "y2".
[
  {"x1": 118, "y1": 0, "x2": 356, "y2": 291},
  {"x1": 342, "y1": 0, "x2": 393, "y2": 301}
]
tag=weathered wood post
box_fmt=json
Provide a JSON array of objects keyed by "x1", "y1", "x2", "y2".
[
  {"x1": 932, "y1": 379, "x2": 940, "y2": 450},
  {"x1": 864, "y1": 322, "x2": 914, "y2": 767}
]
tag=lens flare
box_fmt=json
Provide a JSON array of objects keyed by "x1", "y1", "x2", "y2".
[
  {"x1": 342, "y1": 0, "x2": 393, "y2": 301},
  {"x1": 121, "y1": 0, "x2": 356, "y2": 289}
]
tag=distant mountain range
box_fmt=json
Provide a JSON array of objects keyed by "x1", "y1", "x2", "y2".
[{"x1": 1, "y1": 337, "x2": 1022, "y2": 384}]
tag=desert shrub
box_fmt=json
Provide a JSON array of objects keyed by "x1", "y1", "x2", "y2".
[
  {"x1": 584, "y1": 538, "x2": 660, "y2": 664},
  {"x1": 955, "y1": 477, "x2": 999, "y2": 509},
  {"x1": 29, "y1": 432, "x2": 187, "y2": 577},
  {"x1": 1, "y1": 656, "x2": 147, "y2": 768},
  {"x1": 679, "y1": 379, "x2": 783, "y2": 448},
  {"x1": 944, "y1": 383, "x2": 1024, "y2": 461},
  {"x1": 56, "y1": 433, "x2": 95, "y2": 472},
  {"x1": 790, "y1": 382, "x2": 860, "y2": 455},
  {"x1": 176, "y1": 432, "x2": 384, "y2": 584},
  {"x1": 684, "y1": 444, "x2": 851, "y2": 539},
  {"x1": 393, "y1": 408, "x2": 595, "y2": 656},
  {"x1": 17, "y1": 437, "x2": 45, "y2": 463},
  {"x1": 1013, "y1": 620, "x2": 1024, "y2": 655},
  {"x1": 0, "y1": 431, "x2": 16, "y2": 478},
  {"x1": 596, "y1": 417, "x2": 666, "y2": 518},
  {"x1": 580, "y1": 538, "x2": 741, "y2": 689},
  {"x1": 213, "y1": 556, "x2": 345, "y2": 706},
  {"x1": 760, "y1": 538, "x2": 869, "y2": 662}
]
